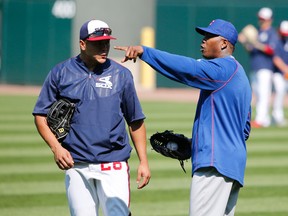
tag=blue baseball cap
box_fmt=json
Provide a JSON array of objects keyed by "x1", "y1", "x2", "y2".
[{"x1": 195, "y1": 19, "x2": 238, "y2": 46}]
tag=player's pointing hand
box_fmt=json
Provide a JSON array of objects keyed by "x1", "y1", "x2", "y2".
[{"x1": 114, "y1": 46, "x2": 144, "y2": 63}]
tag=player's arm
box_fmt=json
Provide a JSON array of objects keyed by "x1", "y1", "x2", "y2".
[
  {"x1": 254, "y1": 32, "x2": 278, "y2": 55},
  {"x1": 115, "y1": 45, "x2": 225, "y2": 90},
  {"x1": 34, "y1": 115, "x2": 74, "y2": 170},
  {"x1": 238, "y1": 32, "x2": 274, "y2": 54},
  {"x1": 273, "y1": 55, "x2": 288, "y2": 79},
  {"x1": 128, "y1": 119, "x2": 151, "y2": 189},
  {"x1": 242, "y1": 37, "x2": 273, "y2": 54},
  {"x1": 255, "y1": 43, "x2": 274, "y2": 55}
]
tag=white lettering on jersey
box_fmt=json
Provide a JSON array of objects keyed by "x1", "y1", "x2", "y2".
[{"x1": 96, "y1": 76, "x2": 113, "y2": 89}]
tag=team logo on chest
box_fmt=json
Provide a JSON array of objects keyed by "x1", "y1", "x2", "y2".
[{"x1": 96, "y1": 76, "x2": 113, "y2": 89}]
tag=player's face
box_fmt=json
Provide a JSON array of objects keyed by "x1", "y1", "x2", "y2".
[
  {"x1": 200, "y1": 33, "x2": 225, "y2": 59},
  {"x1": 82, "y1": 40, "x2": 111, "y2": 64}
]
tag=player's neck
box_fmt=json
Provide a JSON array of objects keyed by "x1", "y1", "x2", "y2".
[{"x1": 80, "y1": 53, "x2": 102, "y2": 71}]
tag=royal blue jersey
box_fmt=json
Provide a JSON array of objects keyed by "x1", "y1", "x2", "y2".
[
  {"x1": 33, "y1": 55, "x2": 145, "y2": 163},
  {"x1": 250, "y1": 27, "x2": 279, "y2": 71},
  {"x1": 140, "y1": 46, "x2": 252, "y2": 186}
]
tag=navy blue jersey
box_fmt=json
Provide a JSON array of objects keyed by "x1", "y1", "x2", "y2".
[
  {"x1": 274, "y1": 37, "x2": 288, "y2": 69},
  {"x1": 33, "y1": 55, "x2": 145, "y2": 163},
  {"x1": 141, "y1": 46, "x2": 252, "y2": 186},
  {"x1": 274, "y1": 38, "x2": 288, "y2": 74},
  {"x1": 250, "y1": 27, "x2": 279, "y2": 71}
]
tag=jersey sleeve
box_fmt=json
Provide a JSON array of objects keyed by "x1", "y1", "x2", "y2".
[
  {"x1": 121, "y1": 70, "x2": 145, "y2": 124},
  {"x1": 32, "y1": 69, "x2": 59, "y2": 116},
  {"x1": 140, "y1": 46, "x2": 237, "y2": 91}
]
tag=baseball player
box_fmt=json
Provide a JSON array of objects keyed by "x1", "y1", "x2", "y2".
[
  {"x1": 271, "y1": 20, "x2": 288, "y2": 126},
  {"x1": 115, "y1": 19, "x2": 252, "y2": 216},
  {"x1": 33, "y1": 19, "x2": 150, "y2": 216},
  {"x1": 239, "y1": 7, "x2": 280, "y2": 128}
]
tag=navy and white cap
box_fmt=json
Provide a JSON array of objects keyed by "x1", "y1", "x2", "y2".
[
  {"x1": 80, "y1": 19, "x2": 116, "y2": 41},
  {"x1": 195, "y1": 19, "x2": 238, "y2": 46},
  {"x1": 280, "y1": 20, "x2": 288, "y2": 37},
  {"x1": 258, "y1": 7, "x2": 273, "y2": 20}
]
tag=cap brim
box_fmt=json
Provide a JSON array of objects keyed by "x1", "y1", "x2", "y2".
[
  {"x1": 257, "y1": 16, "x2": 272, "y2": 21},
  {"x1": 86, "y1": 36, "x2": 116, "y2": 41},
  {"x1": 195, "y1": 27, "x2": 218, "y2": 36},
  {"x1": 280, "y1": 32, "x2": 288, "y2": 37}
]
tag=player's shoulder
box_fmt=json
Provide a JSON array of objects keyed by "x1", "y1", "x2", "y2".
[
  {"x1": 46, "y1": 56, "x2": 82, "y2": 82},
  {"x1": 202, "y1": 55, "x2": 236, "y2": 65},
  {"x1": 51, "y1": 56, "x2": 77, "y2": 72},
  {"x1": 108, "y1": 59, "x2": 133, "y2": 77},
  {"x1": 211, "y1": 56, "x2": 239, "y2": 72}
]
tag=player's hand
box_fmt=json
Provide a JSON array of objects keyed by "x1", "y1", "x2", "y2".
[
  {"x1": 114, "y1": 46, "x2": 144, "y2": 63},
  {"x1": 52, "y1": 144, "x2": 74, "y2": 170},
  {"x1": 136, "y1": 161, "x2": 151, "y2": 189}
]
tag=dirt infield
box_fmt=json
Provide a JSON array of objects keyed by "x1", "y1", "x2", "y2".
[
  {"x1": 0, "y1": 84, "x2": 288, "y2": 106},
  {"x1": 0, "y1": 84, "x2": 42, "y2": 96}
]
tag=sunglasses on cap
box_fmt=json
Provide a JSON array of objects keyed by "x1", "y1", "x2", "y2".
[{"x1": 86, "y1": 28, "x2": 112, "y2": 40}]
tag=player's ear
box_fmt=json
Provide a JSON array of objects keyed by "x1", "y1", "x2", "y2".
[
  {"x1": 79, "y1": 40, "x2": 86, "y2": 50},
  {"x1": 221, "y1": 38, "x2": 228, "y2": 50}
]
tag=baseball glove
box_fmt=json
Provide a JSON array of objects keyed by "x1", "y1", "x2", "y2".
[
  {"x1": 240, "y1": 24, "x2": 258, "y2": 45},
  {"x1": 47, "y1": 98, "x2": 75, "y2": 141},
  {"x1": 150, "y1": 130, "x2": 191, "y2": 173}
]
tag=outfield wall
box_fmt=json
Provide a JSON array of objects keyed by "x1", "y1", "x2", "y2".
[{"x1": 1, "y1": 0, "x2": 288, "y2": 89}]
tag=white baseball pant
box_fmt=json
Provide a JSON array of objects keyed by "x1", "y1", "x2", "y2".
[
  {"x1": 65, "y1": 162, "x2": 131, "y2": 216},
  {"x1": 272, "y1": 72, "x2": 286, "y2": 125},
  {"x1": 254, "y1": 69, "x2": 273, "y2": 126}
]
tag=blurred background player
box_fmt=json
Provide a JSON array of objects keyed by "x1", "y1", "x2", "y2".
[
  {"x1": 239, "y1": 7, "x2": 279, "y2": 128},
  {"x1": 271, "y1": 20, "x2": 288, "y2": 126}
]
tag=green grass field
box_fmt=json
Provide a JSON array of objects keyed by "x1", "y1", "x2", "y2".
[{"x1": 0, "y1": 95, "x2": 287, "y2": 216}]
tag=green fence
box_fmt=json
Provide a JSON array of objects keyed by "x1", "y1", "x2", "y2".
[
  {"x1": 2, "y1": 0, "x2": 288, "y2": 87},
  {"x1": 0, "y1": 0, "x2": 74, "y2": 85}
]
